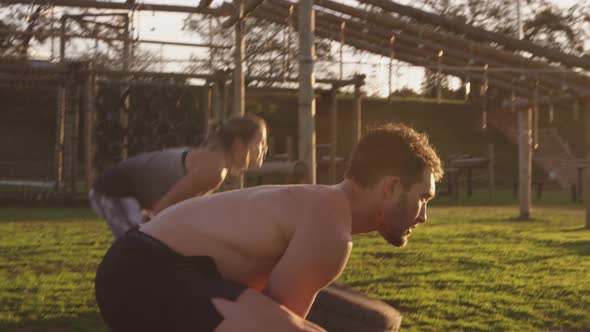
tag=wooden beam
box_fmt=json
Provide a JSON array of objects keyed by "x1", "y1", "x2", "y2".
[
  {"x1": 247, "y1": 74, "x2": 358, "y2": 86},
  {"x1": 222, "y1": 0, "x2": 265, "y2": 28},
  {"x1": 505, "y1": 92, "x2": 590, "y2": 110},
  {"x1": 309, "y1": 10, "x2": 560, "y2": 95},
  {"x1": 256, "y1": 6, "x2": 536, "y2": 97},
  {"x1": 360, "y1": 0, "x2": 590, "y2": 70},
  {"x1": 265, "y1": 0, "x2": 571, "y2": 96},
  {"x1": 91, "y1": 68, "x2": 222, "y2": 80},
  {"x1": 0, "y1": 28, "x2": 232, "y2": 49},
  {"x1": 0, "y1": 0, "x2": 231, "y2": 15},
  {"x1": 197, "y1": 0, "x2": 213, "y2": 10},
  {"x1": 314, "y1": 10, "x2": 567, "y2": 95},
  {"x1": 313, "y1": 0, "x2": 590, "y2": 93}
]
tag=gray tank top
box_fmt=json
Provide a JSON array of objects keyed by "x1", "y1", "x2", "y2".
[{"x1": 92, "y1": 148, "x2": 189, "y2": 207}]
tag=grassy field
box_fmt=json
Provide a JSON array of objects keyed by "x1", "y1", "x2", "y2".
[{"x1": 1, "y1": 204, "x2": 588, "y2": 332}]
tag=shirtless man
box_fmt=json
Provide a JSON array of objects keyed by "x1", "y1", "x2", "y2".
[{"x1": 94, "y1": 123, "x2": 443, "y2": 332}]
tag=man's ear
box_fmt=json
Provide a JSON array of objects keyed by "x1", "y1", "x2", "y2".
[
  {"x1": 230, "y1": 138, "x2": 247, "y2": 157},
  {"x1": 380, "y1": 175, "x2": 401, "y2": 199}
]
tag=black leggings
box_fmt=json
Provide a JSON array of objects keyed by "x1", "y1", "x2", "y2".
[{"x1": 95, "y1": 228, "x2": 246, "y2": 332}]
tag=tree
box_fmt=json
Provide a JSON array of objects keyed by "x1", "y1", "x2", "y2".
[
  {"x1": 390, "y1": 87, "x2": 420, "y2": 98},
  {"x1": 421, "y1": 68, "x2": 457, "y2": 99},
  {"x1": 410, "y1": 0, "x2": 589, "y2": 101},
  {"x1": 0, "y1": 3, "x2": 159, "y2": 73},
  {"x1": 415, "y1": 0, "x2": 589, "y2": 57},
  {"x1": 182, "y1": 14, "x2": 334, "y2": 86},
  {"x1": 0, "y1": 3, "x2": 53, "y2": 58}
]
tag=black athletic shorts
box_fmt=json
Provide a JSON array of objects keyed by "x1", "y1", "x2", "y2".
[{"x1": 95, "y1": 227, "x2": 246, "y2": 332}]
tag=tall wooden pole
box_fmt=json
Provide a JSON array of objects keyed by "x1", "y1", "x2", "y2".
[
  {"x1": 211, "y1": 76, "x2": 221, "y2": 122},
  {"x1": 202, "y1": 83, "x2": 212, "y2": 139},
  {"x1": 518, "y1": 106, "x2": 533, "y2": 219},
  {"x1": 584, "y1": 101, "x2": 590, "y2": 229},
  {"x1": 60, "y1": 16, "x2": 66, "y2": 62},
  {"x1": 516, "y1": 0, "x2": 532, "y2": 220},
  {"x1": 55, "y1": 86, "x2": 66, "y2": 191},
  {"x1": 488, "y1": 143, "x2": 495, "y2": 200},
  {"x1": 120, "y1": 15, "x2": 131, "y2": 160},
  {"x1": 231, "y1": 0, "x2": 246, "y2": 189},
  {"x1": 352, "y1": 76, "x2": 363, "y2": 144},
  {"x1": 329, "y1": 85, "x2": 338, "y2": 184},
  {"x1": 233, "y1": 0, "x2": 245, "y2": 117},
  {"x1": 68, "y1": 81, "x2": 81, "y2": 193},
  {"x1": 298, "y1": 0, "x2": 316, "y2": 184},
  {"x1": 83, "y1": 65, "x2": 96, "y2": 191}
]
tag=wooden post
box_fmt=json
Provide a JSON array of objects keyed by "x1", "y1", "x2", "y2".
[
  {"x1": 55, "y1": 86, "x2": 66, "y2": 191},
  {"x1": 298, "y1": 0, "x2": 317, "y2": 184},
  {"x1": 329, "y1": 85, "x2": 338, "y2": 184},
  {"x1": 201, "y1": 83, "x2": 212, "y2": 139},
  {"x1": 211, "y1": 78, "x2": 221, "y2": 122},
  {"x1": 123, "y1": 15, "x2": 131, "y2": 72},
  {"x1": 352, "y1": 76, "x2": 363, "y2": 144},
  {"x1": 120, "y1": 14, "x2": 131, "y2": 160},
  {"x1": 233, "y1": 0, "x2": 245, "y2": 117},
  {"x1": 119, "y1": 89, "x2": 129, "y2": 160},
  {"x1": 585, "y1": 101, "x2": 590, "y2": 228},
  {"x1": 267, "y1": 136, "x2": 275, "y2": 159},
  {"x1": 467, "y1": 167, "x2": 473, "y2": 197},
  {"x1": 68, "y1": 81, "x2": 81, "y2": 193},
  {"x1": 60, "y1": 15, "x2": 66, "y2": 62},
  {"x1": 83, "y1": 65, "x2": 96, "y2": 191},
  {"x1": 518, "y1": 107, "x2": 533, "y2": 219},
  {"x1": 517, "y1": 0, "x2": 532, "y2": 220},
  {"x1": 221, "y1": 79, "x2": 230, "y2": 120},
  {"x1": 577, "y1": 165, "x2": 583, "y2": 203},
  {"x1": 286, "y1": 136, "x2": 294, "y2": 161},
  {"x1": 488, "y1": 143, "x2": 495, "y2": 200},
  {"x1": 233, "y1": 0, "x2": 246, "y2": 189},
  {"x1": 480, "y1": 64, "x2": 488, "y2": 129}
]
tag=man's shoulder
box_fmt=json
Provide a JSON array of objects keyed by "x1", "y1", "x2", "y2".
[
  {"x1": 293, "y1": 186, "x2": 352, "y2": 238},
  {"x1": 251, "y1": 185, "x2": 347, "y2": 212}
]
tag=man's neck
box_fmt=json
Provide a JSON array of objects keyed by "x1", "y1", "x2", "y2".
[{"x1": 334, "y1": 179, "x2": 379, "y2": 235}]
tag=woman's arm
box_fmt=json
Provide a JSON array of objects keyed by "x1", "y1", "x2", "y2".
[{"x1": 150, "y1": 161, "x2": 226, "y2": 216}]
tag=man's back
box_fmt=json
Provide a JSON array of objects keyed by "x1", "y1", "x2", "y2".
[{"x1": 141, "y1": 185, "x2": 353, "y2": 294}]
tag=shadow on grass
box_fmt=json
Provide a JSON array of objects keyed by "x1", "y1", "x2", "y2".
[
  {"x1": 1, "y1": 313, "x2": 107, "y2": 332},
  {"x1": 559, "y1": 240, "x2": 590, "y2": 256},
  {"x1": 0, "y1": 208, "x2": 98, "y2": 223},
  {"x1": 563, "y1": 227, "x2": 590, "y2": 232}
]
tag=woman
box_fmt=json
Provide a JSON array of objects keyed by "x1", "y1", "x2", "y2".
[{"x1": 89, "y1": 114, "x2": 268, "y2": 240}]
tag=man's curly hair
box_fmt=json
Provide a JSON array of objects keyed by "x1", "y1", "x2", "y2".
[{"x1": 345, "y1": 123, "x2": 443, "y2": 188}]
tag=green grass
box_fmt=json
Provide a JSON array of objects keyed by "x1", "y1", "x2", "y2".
[
  {"x1": 432, "y1": 188, "x2": 581, "y2": 207},
  {"x1": 1, "y1": 206, "x2": 589, "y2": 332}
]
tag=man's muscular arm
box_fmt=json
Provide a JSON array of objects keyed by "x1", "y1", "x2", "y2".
[{"x1": 263, "y1": 200, "x2": 352, "y2": 318}]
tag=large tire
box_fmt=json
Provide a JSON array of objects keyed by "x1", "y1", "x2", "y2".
[{"x1": 307, "y1": 283, "x2": 402, "y2": 332}]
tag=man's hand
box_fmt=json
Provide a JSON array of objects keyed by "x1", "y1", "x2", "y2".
[
  {"x1": 141, "y1": 209, "x2": 154, "y2": 223},
  {"x1": 213, "y1": 289, "x2": 326, "y2": 332}
]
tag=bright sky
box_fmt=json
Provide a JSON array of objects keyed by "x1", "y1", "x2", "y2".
[{"x1": 28, "y1": 0, "x2": 582, "y2": 96}]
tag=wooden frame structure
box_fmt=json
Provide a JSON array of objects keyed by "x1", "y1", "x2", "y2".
[{"x1": 1, "y1": 0, "x2": 589, "y2": 226}]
